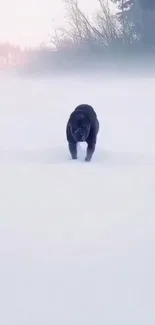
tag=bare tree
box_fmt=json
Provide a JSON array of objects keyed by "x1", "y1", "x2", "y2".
[
  {"x1": 49, "y1": 0, "x2": 120, "y2": 49},
  {"x1": 94, "y1": 0, "x2": 121, "y2": 45}
]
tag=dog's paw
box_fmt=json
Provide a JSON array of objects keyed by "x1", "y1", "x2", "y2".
[{"x1": 85, "y1": 156, "x2": 91, "y2": 162}]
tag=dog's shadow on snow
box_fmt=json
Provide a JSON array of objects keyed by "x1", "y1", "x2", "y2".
[{"x1": 0, "y1": 144, "x2": 155, "y2": 166}]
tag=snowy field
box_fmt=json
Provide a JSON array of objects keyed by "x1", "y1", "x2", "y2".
[{"x1": 0, "y1": 72, "x2": 155, "y2": 325}]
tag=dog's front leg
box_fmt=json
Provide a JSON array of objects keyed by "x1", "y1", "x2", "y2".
[
  {"x1": 68, "y1": 142, "x2": 77, "y2": 159},
  {"x1": 85, "y1": 141, "x2": 96, "y2": 162}
]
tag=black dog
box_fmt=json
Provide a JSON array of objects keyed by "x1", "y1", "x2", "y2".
[{"x1": 66, "y1": 104, "x2": 99, "y2": 162}]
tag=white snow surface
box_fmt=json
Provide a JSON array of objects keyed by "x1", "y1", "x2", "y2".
[{"x1": 0, "y1": 73, "x2": 155, "y2": 325}]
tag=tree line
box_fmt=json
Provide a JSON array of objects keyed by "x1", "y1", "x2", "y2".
[
  {"x1": 2, "y1": 0, "x2": 155, "y2": 73},
  {"x1": 27, "y1": 0, "x2": 155, "y2": 74},
  {"x1": 50, "y1": 0, "x2": 155, "y2": 50}
]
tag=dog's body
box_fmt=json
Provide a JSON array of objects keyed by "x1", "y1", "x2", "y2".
[{"x1": 66, "y1": 104, "x2": 99, "y2": 161}]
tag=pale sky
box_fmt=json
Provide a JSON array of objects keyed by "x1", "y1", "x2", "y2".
[{"x1": 0, "y1": 0, "x2": 115, "y2": 48}]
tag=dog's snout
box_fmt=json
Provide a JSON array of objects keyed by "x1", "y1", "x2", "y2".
[
  {"x1": 74, "y1": 128, "x2": 84, "y2": 141},
  {"x1": 75, "y1": 128, "x2": 81, "y2": 134}
]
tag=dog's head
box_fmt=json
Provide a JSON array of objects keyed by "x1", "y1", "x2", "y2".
[{"x1": 70, "y1": 112, "x2": 91, "y2": 142}]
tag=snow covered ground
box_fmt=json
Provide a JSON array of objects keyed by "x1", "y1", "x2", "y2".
[{"x1": 0, "y1": 72, "x2": 155, "y2": 325}]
